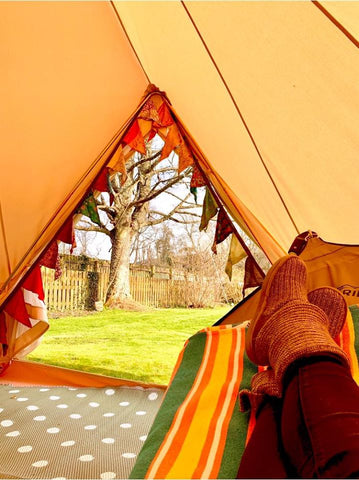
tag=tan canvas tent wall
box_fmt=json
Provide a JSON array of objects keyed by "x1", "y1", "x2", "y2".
[{"x1": 1, "y1": 1, "x2": 359, "y2": 311}]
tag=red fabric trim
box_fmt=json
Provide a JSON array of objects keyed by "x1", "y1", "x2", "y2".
[
  {"x1": 22, "y1": 265, "x2": 45, "y2": 301},
  {"x1": 4, "y1": 289, "x2": 31, "y2": 328}
]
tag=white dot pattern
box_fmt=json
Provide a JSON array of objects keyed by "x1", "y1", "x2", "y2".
[
  {"x1": 102, "y1": 438, "x2": 115, "y2": 444},
  {"x1": 47, "y1": 427, "x2": 60, "y2": 434},
  {"x1": 27, "y1": 405, "x2": 39, "y2": 411},
  {"x1": 122, "y1": 453, "x2": 136, "y2": 459},
  {"x1": 100, "y1": 472, "x2": 116, "y2": 479},
  {"x1": 61, "y1": 441, "x2": 75, "y2": 447},
  {"x1": 32, "y1": 460, "x2": 49, "y2": 468},
  {"x1": 33, "y1": 416, "x2": 46, "y2": 421},
  {"x1": 84, "y1": 425, "x2": 97, "y2": 430},
  {"x1": 79, "y1": 455, "x2": 94, "y2": 462},
  {"x1": 1, "y1": 420, "x2": 13, "y2": 427},
  {"x1": 0, "y1": 385, "x2": 163, "y2": 479},
  {"x1": 18, "y1": 445, "x2": 33, "y2": 453}
]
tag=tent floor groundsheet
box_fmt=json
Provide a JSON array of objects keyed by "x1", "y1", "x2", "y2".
[{"x1": 0, "y1": 383, "x2": 164, "y2": 479}]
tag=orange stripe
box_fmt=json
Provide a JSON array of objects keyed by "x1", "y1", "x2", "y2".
[
  {"x1": 208, "y1": 328, "x2": 245, "y2": 478},
  {"x1": 146, "y1": 331, "x2": 219, "y2": 479},
  {"x1": 192, "y1": 329, "x2": 238, "y2": 477}
]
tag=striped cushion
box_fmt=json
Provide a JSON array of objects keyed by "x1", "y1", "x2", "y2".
[{"x1": 130, "y1": 306, "x2": 359, "y2": 479}]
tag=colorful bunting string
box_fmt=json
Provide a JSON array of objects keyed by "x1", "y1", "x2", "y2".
[
  {"x1": 200, "y1": 188, "x2": 218, "y2": 231},
  {"x1": 212, "y1": 207, "x2": 233, "y2": 254},
  {"x1": 243, "y1": 255, "x2": 265, "y2": 296},
  {"x1": 78, "y1": 194, "x2": 102, "y2": 227},
  {"x1": 225, "y1": 234, "x2": 247, "y2": 280}
]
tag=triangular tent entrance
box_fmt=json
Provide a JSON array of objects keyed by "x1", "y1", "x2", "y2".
[{"x1": 1, "y1": 2, "x2": 359, "y2": 478}]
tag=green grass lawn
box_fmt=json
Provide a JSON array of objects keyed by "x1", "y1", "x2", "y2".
[{"x1": 28, "y1": 306, "x2": 231, "y2": 385}]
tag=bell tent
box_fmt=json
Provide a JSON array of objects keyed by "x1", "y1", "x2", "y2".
[{"x1": 1, "y1": 2, "x2": 359, "y2": 479}]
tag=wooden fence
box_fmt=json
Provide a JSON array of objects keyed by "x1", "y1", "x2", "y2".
[{"x1": 42, "y1": 261, "x2": 233, "y2": 311}]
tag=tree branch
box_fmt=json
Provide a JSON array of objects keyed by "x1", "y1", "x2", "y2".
[
  {"x1": 130, "y1": 171, "x2": 188, "y2": 207},
  {"x1": 76, "y1": 224, "x2": 112, "y2": 237},
  {"x1": 127, "y1": 149, "x2": 162, "y2": 174}
]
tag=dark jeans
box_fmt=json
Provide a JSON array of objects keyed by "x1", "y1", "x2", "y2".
[{"x1": 238, "y1": 358, "x2": 359, "y2": 478}]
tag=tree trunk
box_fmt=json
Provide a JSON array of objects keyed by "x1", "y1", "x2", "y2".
[{"x1": 106, "y1": 224, "x2": 133, "y2": 307}]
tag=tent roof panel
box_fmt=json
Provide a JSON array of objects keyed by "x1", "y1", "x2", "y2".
[{"x1": 0, "y1": 1, "x2": 147, "y2": 290}]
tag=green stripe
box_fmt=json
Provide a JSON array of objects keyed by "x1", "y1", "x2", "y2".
[
  {"x1": 349, "y1": 305, "x2": 359, "y2": 355},
  {"x1": 218, "y1": 348, "x2": 257, "y2": 478},
  {"x1": 129, "y1": 330, "x2": 208, "y2": 479}
]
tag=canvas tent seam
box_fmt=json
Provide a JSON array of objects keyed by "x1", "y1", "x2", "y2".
[
  {"x1": 312, "y1": 1, "x2": 359, "y2": 49},
  {"x1": 0, "y1": 201, "x2": 11, "y2": 277},
  {"x1": 110, "y1": 0, "x2": 151, "y2": 84},
  {"x1": 180, "y1": 0, "x2": 300, "y2": 238}
]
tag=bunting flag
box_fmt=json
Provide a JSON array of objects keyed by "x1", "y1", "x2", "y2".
[
  {"x1": 108, "y1": 144, "x2": 127, "y2": 185},
  {"x1": 123, "y1": 119, "x2": 146, "y2": 154},
  {"x1": 57, "y1": 217, "x2": 76, "y2": 252},
  {"x1": 22, "y1": 265, "x2": 45, "y2": 302},
  {"x1": 190, "y1": 187, "x2": 198, "y2": 204},
  {"x1": 212, "y1": 208, "x2": 233, "y2": 254},
  {"x1": 190, "y1": 164, "x2": 206, "y2": 188},
  {"x1": 4, "y1": 289, "x2": 31, "y2": 328},
  {"x1": 157, "y1": 102, "x2": 174, "y2": 127},
  {"x1": 199, "y1": 187, "x2": 218, "y2": 231},
  {"x1": 93, "y1": 168, "x2": 110, "y2": 193},
  {"x1": 160, "y1": 124, "x2": 182, "y2": 161},
  {"x1": 39, "y1": 240, "x2": 62, "y2": 279},
  {"x1": 225, "y1": 235, "x2": 247, "y2": 280},
  {"x1": 243, "y1": 255, "x2": 265, "y2": 295},
  {"x1": 0, "y1": 312, "x2": 8, "y2": 356},
  {"x1": 138, "y1": 98, "x2": 161, "y2": 124},
  {"x1": 176, "y1": 140, "x2": 194, "y2": 173},
  {"x1": 78, "y1": 194, "x2": 102, "y2": 227}
]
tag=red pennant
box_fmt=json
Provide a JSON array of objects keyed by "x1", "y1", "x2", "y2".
[
  {"x1": 22, "y1": 265, "x2": 45, "y2": 301},
  {"x1": 190, "y1": 164, "x2": 207, "y2": 188},
  {"x1": 158, "y1": 102, "x2": 174, "y2": 127},
  {"x1": 212, "y1": 208, "x2": 233, "y2": 254},
  {"x1": 4, "y1": 289, "x2": 31, "y2": 328},
  {"x1": 0, "y1": 312, "x2": 8, "y2": 356},
  {"x1": 39, "y1": 241, "x2": 62, "y2": 279},
  {"x1": 93, "y1": 168, "x2": 109, "y2": 193},
  {"x1": 123, "y1": 120, "x2": 146, "y2": 154},
  {"x1": 57, "y1": 217, "x2": 76, "y2": 253}
]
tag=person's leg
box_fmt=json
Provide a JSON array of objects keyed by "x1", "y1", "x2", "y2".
[
  {"x1": 282, "y1": 357, "x2": 359, "y2": 479},
  {"x1": 237, "y1": 400, "x2": 291, "y2": 478}
]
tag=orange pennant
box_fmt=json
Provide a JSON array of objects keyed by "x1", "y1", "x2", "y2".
[
  {"x1": 108, "y1": 144, "x2": 127, "y2": 185},
  {"x1": 176, "y1": 140, "x2": 194, "y2": 173},
  {"x1": 160, "y1": 124, "x2": 182, "y2": 161}
]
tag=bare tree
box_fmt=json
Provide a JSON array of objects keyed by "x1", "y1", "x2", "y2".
[{"x1": 77, "y1": 143, "x2": 200, "y2": 307}]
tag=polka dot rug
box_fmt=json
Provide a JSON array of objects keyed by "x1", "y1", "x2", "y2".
[{"x1": 0, "y1": 385, "x2": 164, "y2": 479}]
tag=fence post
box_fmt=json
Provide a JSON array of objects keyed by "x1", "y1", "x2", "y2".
[{"x1": 86, "y1": 263, "x2": 100, "y2": 310}]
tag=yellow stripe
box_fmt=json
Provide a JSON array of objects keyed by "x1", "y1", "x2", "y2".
[
  {"x1": 167, "y1": 329, "x2": 233, "y2": 479},
  {"x1": 146, "y1": 332, "x2": 213, "y2": 479},
  {"x1": 202, "y1": 328, "x2": 242, "y2": 478}
]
